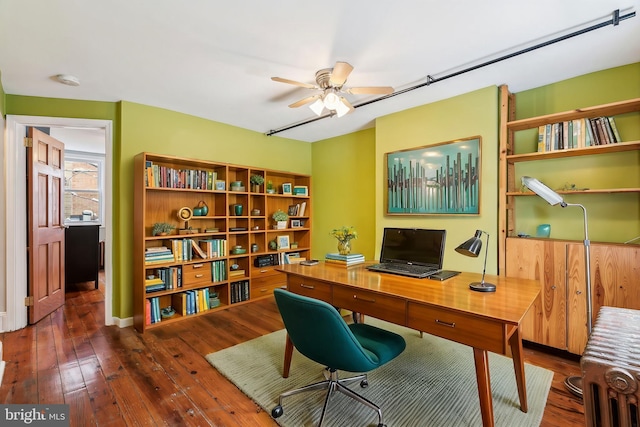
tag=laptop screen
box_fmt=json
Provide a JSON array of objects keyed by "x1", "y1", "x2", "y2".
[{"x1": 379, "y1": 228, "x2": 446, "y2": 268}]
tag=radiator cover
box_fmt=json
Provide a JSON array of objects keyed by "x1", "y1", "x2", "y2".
[{"x1": 582, "y1": 306, "x2": 640, "y2": 427}]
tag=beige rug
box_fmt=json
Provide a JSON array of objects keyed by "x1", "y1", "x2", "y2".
[{"x1": 206, "y1": 319, "x2": 552, "y2": 426}]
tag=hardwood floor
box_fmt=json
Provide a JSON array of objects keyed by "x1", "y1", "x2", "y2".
[{"x1": 0, "y1": 278, "x2": 586, "y2": 426}]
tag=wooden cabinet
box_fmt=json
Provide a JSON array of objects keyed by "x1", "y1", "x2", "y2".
[
  {"x1": 133, "y1": 153, "x2": 311, "y2": 332},
  {"x1": 65, "y1": 224, "x2": 100, "y2": 288},
  {"x1": 507, "y1": 237, "x2": 640, "y2": 354},
  {"x1": 505, "y1": 238, "x2": 566, "y2": 350}
]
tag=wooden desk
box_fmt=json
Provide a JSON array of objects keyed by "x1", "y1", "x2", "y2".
[{"x1": 276, "y1": 263, "x2": 540, "y2": 427}]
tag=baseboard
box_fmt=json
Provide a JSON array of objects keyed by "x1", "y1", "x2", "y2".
[{"x1": 111, "y1": 316, "x2": 133, "y2": 328}]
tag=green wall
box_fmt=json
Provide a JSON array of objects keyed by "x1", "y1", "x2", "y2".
[
  {"x1": 512, "y1": 63, "x2": 640, "y2": 243},
  {"x1": 312, "y1": 87, "x2": 499, "y2": 274},
  {"x1": 3, "y1": 62, "x2": 637, "y2": 321},
  {"x1": 118, "y1": 102, "x2": 311, "y2": 318},
  {"x1": 376, "y1": 86, "x2": 500, "y2": 274},
  {"x1": 311, "y1": 128, "x2": 376, "y2": 259},
  {"x1": 3, "y1": 96, "x2": 310, "y2": 320}
]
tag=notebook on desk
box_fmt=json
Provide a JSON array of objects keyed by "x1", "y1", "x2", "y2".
[{"x1": 367, "y1": 228, "x2": 447, "y2": 279}]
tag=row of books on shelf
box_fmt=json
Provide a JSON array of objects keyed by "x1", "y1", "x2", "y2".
[
  {"x1": 536, "y1": 116, "x2": 621, "y2": 152},
  {"x1": 145, "y1": 266, "x2": 182, "y2": 292},
  {"x1": 145, "y1": 238, "x2": 227, "y2": 265},
  {"x1": 145, "y1": 161, "x2": 219, "y2": 190},
  {"x1": 230, "y1": 280, "x2": 249, "y2": 304},
  {"x1": 172, "y1": 288, "x2": 214, "y2": 316},
  {"x1": 325, "y1": 253, "x2": 365, "y2": 267},
  {"x1": 287, "y1": 201, "x2": 307, "y2": 217}
]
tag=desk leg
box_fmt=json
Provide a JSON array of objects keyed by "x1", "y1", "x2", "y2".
[
  {"x1": 473, "y1": 348, "x2": 494, "y2": 427},
  {"x1": 283, "y1": 333, "x2": 293, "y2": 378},
  {"x1": 508, "y1": 326, "x2": 528, "y2": 412}
]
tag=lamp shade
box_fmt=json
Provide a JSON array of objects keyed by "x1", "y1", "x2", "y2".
[
  {"x1": 455, "y1": 230, "x2": 483, "y2": 257},
  {"x1": 521, "y1": 176, "x2": 565, "y2": 206}
]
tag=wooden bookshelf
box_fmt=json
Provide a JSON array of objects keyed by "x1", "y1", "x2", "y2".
[
  {"x1": 498, "y1": 86, "x2": 640, "y2": 354},
  {"x1": 133, "y1": 153, "x2": 311, "y2": 332}
]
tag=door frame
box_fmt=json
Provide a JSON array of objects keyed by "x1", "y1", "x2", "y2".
[{"x1": 4, "y1": 115, "x2": 113, "y2": 331}]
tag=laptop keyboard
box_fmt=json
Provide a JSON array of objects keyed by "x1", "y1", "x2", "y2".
[{"x1": 368, "y1": 263, "x2": 438, "y2": 278}]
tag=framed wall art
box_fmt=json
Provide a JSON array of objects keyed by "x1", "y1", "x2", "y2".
[
  {"x1": 277, "y1": 235, "x2": 290, "y2": 249},
  {"x1": 386, "y1": 136, "x2": 481, "y2": 215}
]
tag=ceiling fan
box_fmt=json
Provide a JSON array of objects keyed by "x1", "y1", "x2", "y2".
[{"x1": 271, "y1": 61, "x2": 394, "y2": 118}]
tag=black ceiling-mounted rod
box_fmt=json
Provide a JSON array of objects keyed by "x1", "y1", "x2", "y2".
[{"x1": 265, "y1": 9, "x2": 635, "y2": 137}]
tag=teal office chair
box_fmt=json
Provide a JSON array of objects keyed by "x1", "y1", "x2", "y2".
[{"x1": 271, "y1": 288, "x2": 406, "y2": 427}]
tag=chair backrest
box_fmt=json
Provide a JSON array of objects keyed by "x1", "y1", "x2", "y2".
[{"x1": 273, "y1": 288, "x2": 381, "y2": 372}]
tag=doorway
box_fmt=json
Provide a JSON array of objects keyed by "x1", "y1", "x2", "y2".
[{"x1": 3, "y1": 115, "x2": 113, "y2": 331}]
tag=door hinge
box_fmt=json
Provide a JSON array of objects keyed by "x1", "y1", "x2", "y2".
[
  {"x1": 24, "y1": 137, "x2": 33, "y2": 147},
  {"x1": 25, "y1": 296, "x2": 34, "y2": 306}
]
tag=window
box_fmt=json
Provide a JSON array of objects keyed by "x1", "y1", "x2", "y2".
[{"x1": 64, "y1": 151, "x2": 104, "y2": 224}]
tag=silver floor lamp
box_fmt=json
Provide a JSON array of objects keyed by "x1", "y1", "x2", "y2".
[{"x1": 521, "y1": 176, "x2": 591, "y2": 398}]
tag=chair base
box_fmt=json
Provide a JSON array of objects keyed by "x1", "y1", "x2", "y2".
[{"x1": 271, "y1": 368, "x2": 385, "y2": 427}]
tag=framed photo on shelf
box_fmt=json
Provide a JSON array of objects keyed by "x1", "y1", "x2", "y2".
[
  {"x1": 290, "y1": 219, "x2": 301, "y2": 228},
  {"x1": 282, "y1": 182, "x2": 292, "y2": 195},
  {"x1": 277, "y1": 235, "x2": 290, "y2": 249},
  {"x1": 386, "y1": 136, "x2": 481, "y2": 215},
  {"x1": 293, "y1": 185, "x2": 308, "y2": 196}
]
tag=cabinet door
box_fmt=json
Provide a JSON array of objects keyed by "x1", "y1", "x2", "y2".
[
  {"x1": 567, "y1": 243, "x2": 640, "y2": 354},
  {"x1": 506, "y1": 238, "x2": 566, "y2": 349}
]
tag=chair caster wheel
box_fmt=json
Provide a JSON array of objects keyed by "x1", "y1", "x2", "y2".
[
  {"x1": 360, "y1": 379, "x2": 369, "y2": 388},
  {"x1": 271, "y1": 405, "x2": 283, "y2": 418},
  {"x1": 378, "y1": 424, "x2": 386, "y2": 427}
]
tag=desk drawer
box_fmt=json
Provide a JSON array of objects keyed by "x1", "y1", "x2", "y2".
[
  {"x1": 287, "y1": 277, "x2": 332, "y2": 303},
  {"x1": 407, "y1": 302, "x2": 506, "y2": 353},
  {"x1": 333, "y1": 287, "x2": 406, "y2": 325},
  {"x1": 183, "y1": 262, "x2": 212, "y2": 286},
  {"x1": 251, "y1": 274, "x2": 285, "y2": 299}
]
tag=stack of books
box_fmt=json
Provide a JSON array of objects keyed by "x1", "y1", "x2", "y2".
[
  {"x1": 325, "y1": 253, "x2": 365, "y2": 267},
  {"x1": 145, "y1": 247, "x2": 175, "y2": 265},
  {"x1": 145, "y1": 277, "x2": 165, "y2": 293}
]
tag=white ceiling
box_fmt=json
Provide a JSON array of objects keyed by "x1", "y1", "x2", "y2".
[{"x1": 1, "y1": 0, "x2": 638, "y2": 142}]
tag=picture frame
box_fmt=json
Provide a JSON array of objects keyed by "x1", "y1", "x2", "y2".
[
  {"x1": 293, "y1": 185, "x2": 308, "y2": 196},
  {"x1": 282, "y1": 182, "x2": 292, "y2": 195},
  {"x1": 290, "y1": 219, "x2": 301, "y2": 228},
  {"x1": 277, "y1": 235, "x2": 290, "y2": 249},
  {"x1": 386, "y1": 136, "x2": 481, "y2": 215}
]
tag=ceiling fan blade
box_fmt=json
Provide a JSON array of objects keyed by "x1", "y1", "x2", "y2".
[
  {"x1": 346, "y1": 86, "x2": 394, "y2": 95},
  {"x1": 330, "y1": 62, "x2": 354, "y2": 86},
  {"x1": 288, "y1": 95, "x2": 321, "y2": 108},
  {"x1": 271, "y1": 77, "x2": 317, "y2": 90}
]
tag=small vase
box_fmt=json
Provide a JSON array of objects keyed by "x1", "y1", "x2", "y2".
[{"x1": 337, "y1": 240, "x2": 351, "y2": 255}]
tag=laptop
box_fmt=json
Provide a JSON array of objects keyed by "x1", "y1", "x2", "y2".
[{"x1": 367, "y1": 228, "x2": 447, "y2": 279}]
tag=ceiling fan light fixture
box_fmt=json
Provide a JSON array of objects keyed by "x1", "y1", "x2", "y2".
[
  {"x1": 309, "y1": 98, "x2": 325, "y2": 116},
  {"x1": 322, "y1": 91, "x2": 340, "y2": 110},
  {"x1": 335, "y1": 98, "x2": 351, "y2": 118}
]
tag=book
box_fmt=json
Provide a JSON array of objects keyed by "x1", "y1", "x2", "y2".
[
  {"x1": 324, "y1": 258, "x2": 365, "y2": 267},
  {"x1": 607, "y1": 116, "x2": 621, "y2": 142},
  {"x1": 191, "y1": 239, "x2": 208, "y2": 259},
  {"x1": 325, "y1": 253, "x2": 365, "y2": 262}
]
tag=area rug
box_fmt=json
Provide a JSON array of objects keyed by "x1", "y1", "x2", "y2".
[{"x1": 206, "y1": 319, "x2": 553, "y2": 427}]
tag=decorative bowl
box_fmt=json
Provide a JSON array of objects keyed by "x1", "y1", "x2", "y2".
[
  {"x1": 230, "y1": 263, "x2": 239, "y2": 270},
  {"x1": 231, "y1": 248, "x2": 247, "y2": 255}
]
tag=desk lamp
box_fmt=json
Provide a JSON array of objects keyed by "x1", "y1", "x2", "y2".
[
  {"x1": 521, "y1": 176, "x2": 591, "y2": 398},
  {"x1": 455, "y1": 230, "x2": 496, "y2": 292}
]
